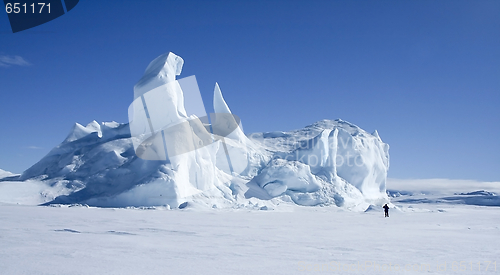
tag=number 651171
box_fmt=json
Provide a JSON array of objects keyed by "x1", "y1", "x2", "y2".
[{"x1": 5, "y1": 3, "x2": 51, "y2": 14}]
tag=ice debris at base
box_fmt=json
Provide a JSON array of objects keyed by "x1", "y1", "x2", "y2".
[{"x1": 0, "y1": 52, "x2": 390, "y2": 210}]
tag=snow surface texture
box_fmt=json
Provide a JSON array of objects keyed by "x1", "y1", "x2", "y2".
[
  {"x1": 0, "y1": 52, "x2": 390, "y2": 210},
  {"x1": 1, "y1": 201, "x2": 499, "y2": 275}
]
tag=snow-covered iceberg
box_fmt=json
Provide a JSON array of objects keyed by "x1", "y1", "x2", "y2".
[{"x1": 0, "y1": 52, "x2": 390, "y2": 210}]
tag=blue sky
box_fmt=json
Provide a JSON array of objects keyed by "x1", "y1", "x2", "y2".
[{"x1": 0, "y1": 0, "x2": 499, "y2": 181}]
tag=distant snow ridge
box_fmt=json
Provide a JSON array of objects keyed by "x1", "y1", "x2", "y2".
[
  {"x1": 0, "y1": 169, "x2": 16, "y2": 178},
  {"x1": 3, "y1": 52, "x2": 390, "y2": 210}
]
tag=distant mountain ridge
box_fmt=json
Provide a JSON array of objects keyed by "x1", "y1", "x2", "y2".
[{"x1": 0, "y1": 169, "x2": 16, "y2": 178}]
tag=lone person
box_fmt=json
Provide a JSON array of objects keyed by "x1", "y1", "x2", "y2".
[{"x1": 383, "y1": 204, "x2": 389, "y2": 217}]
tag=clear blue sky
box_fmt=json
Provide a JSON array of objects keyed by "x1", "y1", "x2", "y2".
[{"x1": 1, "y1": 0, "x2": 499, "y2": 181}]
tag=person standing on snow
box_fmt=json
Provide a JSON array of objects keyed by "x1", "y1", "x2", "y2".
[{"x1": 383, "y1": 204, "x2": 389, "y2": 217}]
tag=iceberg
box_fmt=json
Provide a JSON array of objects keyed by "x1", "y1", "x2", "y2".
[{"x1": 0, "y1": 52, "x2": 390, "y2": 210}]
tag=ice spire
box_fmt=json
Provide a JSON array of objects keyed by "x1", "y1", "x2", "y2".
[
  {"x1": 213, "y1": 82, "x2": 232, "y2": 114},
  {"x1": 211, "y1": 82, "x2": 247, "y2": 142}
]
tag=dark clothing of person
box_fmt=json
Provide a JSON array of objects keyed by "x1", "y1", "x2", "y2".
[{"x1": 383, "y1": 204, "x2": 389, "y2": 217}]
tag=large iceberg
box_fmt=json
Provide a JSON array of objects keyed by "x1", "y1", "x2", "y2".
[{"x1": 0, "y1": 52, "x2": 390, "y2": 210}]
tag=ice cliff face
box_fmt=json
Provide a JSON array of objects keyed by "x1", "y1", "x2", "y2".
[
  {"x1": 4, "y1": 52, "x2": 390, "y2": 210},
  {"x1": 250, "y1": 119, "x2": 390, "y2": 206}
]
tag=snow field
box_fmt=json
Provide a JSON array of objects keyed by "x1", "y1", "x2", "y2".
[{"x1": 0, "y1": 202, "x2": 498, "y2": 275}]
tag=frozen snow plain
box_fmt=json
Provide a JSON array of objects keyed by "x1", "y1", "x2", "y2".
[{"x1": 1, "y1": 179, "x2": 499, "y2": 275}]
